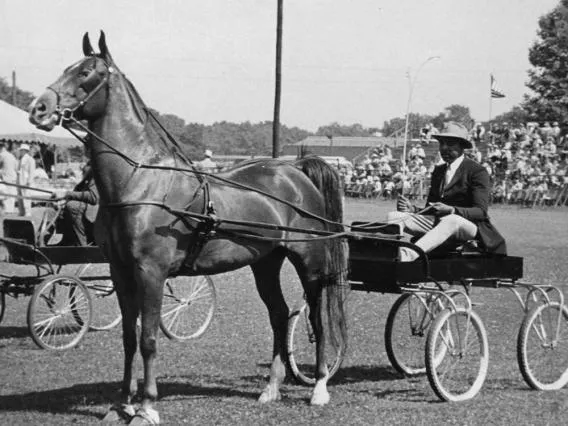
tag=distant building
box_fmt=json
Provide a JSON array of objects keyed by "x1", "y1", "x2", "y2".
[{"x1": 281, "y1": 136, "x2": 397, "y2": 163}]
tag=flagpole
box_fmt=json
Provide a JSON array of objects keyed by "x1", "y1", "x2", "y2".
[
  {"x1": 489, "y1": 74, "x2": 493, "y2": 123},
  {"x1": 489, "y1": 74, "x2": 493, "y2": 145}
]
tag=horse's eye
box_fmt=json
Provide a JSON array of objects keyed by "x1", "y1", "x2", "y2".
[{"x1": 79, "y1": 70, "x2": 91, "y2": 78}]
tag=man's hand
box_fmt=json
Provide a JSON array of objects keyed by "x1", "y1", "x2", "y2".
[
  {"x1": 427, "y1": 202, "x2": 455, "y2": 217},
  {"x1": 397, "y1": 195, "x2": 414, "y2": 212}
]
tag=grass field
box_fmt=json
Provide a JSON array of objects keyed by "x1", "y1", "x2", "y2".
[{"x1": 1, "y1": 199, "x2": 567, "y2": 425}]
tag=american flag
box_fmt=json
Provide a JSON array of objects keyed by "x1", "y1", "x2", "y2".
[{"x1": 491, "y1": 74, "x2": 505, "y2": 98}]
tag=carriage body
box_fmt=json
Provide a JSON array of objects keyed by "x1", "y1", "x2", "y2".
[{"x1": 290, "y1": 223, "x2": 567, "y2": 402}]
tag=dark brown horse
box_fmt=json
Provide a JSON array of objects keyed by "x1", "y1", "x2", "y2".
[{"x1": 29, "y1": 32, "x2": 347, "y2": 424}]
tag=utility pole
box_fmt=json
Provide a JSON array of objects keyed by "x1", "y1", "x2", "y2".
[
  {"x1": 12, "y1": 70, "x2": 17, "y2": 106},
  {"x1": 272, "y1": 0, "x2": 283, "y2": 158}
]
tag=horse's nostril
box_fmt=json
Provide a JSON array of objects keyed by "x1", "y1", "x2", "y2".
[{"x1": 36, "y1": 103, "x2": 47, "y2": 113}]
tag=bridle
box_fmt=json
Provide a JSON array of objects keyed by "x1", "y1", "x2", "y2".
[{"x1": 46, "y1": 56, "x2": 112, "y2": 126}]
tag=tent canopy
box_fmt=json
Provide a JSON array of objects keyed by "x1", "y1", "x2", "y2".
[{"x1": 0, "y1": 99, "x2": 84, "y2": 147}]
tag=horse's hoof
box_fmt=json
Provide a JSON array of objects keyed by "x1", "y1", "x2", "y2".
[
  {"x1": 258, "y1": 386, "x2": 281, "y2": 403},
  {"x1": 129, "y1": 407, "x2": 160, "y2": 425},
  {"x1": 102, "y1": 404, "x2": 136, "y2": 423},
  {"x1": 310, "y1": 391, "x2": 330, "y2": 406}
]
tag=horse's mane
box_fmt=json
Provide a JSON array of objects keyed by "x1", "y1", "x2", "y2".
[{"x1": 106, "y1": 57, "x2": 193, "y2": 166}]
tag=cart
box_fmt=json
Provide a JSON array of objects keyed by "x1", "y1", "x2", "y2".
[
  {"x1": 0, "y1": 206, "x2": 216, "y2": 350},
  {"x1": 287, "y1": 222, "x2": 568, "y2": 402}
]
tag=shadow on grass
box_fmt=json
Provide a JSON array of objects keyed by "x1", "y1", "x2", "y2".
[
  {"x1": 255, "y1": 362, "x2": 402, "y2": 385},
  {"x1": 0, "y1": 325, "x2": 29, "y2": 339},
  {"x1": 0, "y1": 377, "x2": 263, "y2": 419},
  {"x1": 0, "y1": 381, "x2": 120, "y2": 419}
]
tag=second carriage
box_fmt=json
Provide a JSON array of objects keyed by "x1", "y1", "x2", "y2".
[{"x1": 0, "y1": 207, "x2": 217, "y2": 350}]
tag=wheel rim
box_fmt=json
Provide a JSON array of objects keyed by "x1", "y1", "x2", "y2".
[
  {"x1": 160, "y1": 275, "x2": 216, "y2": 340},
  {"x1": 77, "y1": 264, "x2": 121, "y2": 331},
  {"x1": 287, "y1": 303, "x2": 344, "y2": 386},
  {"x1": 427, "y1": 309, "x2": 488, "y2": 401},
  {"x1": 520, "y1": 303, "x2": 568, "y2": 390},
  {"x1": 386, "y1": 293, "x2": 442, "y2": 375},
  {"x1": 28, "y1": 276, "x2": 92, "y2": 350},
  {"x1": 0, "y1": 291, "x2": 5, "y2": 324}
]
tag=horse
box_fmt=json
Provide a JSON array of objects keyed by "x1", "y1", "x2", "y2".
[{"x1": 29, "y1": 31, "x2": 348, "y2": 424}]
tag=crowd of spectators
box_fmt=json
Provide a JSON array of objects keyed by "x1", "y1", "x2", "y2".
[
  {"x1": 339, "y1": 120, "x2": 568, "y2": 207},
  {"x1": 340, "y1": 143, "x2": 433, "y2": 200},
  {"x1": 482, "y1": 121, "x2": 568, "y2": 206}
]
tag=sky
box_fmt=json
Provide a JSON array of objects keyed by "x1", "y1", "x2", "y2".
[{"x1": 0, "y1": 0, "x2": 560, "y2": 132}]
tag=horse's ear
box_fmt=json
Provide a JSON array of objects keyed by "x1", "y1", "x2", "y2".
[
  {"x1": 82, "y1": 32, "x2": 95, "y2": 56},
  {"x1": 98, "y1": 30, "x2": 113, "y2": 62}
]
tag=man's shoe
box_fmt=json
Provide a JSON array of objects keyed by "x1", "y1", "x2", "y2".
[{"x1": 399, "y1": 247, "x2": 419, "y2": 262}]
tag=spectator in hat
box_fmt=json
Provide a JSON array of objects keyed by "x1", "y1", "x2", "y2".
[
  {"x1": 387, "y1": 121, "x2": 507, "y2": 261},
  {"x1": 551, "y1": 122, "x2": 561, "y2": 140},
  {"x1": 17, "y1": 143, "x2": 35, "y2": 216},
  {"x1": 0, "y1": 141, "x2": 19, "y2": 214},
  {"x1": 198, "y1": 149, "x2": 217, "y2": 172}
]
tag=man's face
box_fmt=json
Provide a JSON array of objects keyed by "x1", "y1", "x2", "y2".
[{"x1": 439, "y1": 139, "x2": 464, "y2": 164}]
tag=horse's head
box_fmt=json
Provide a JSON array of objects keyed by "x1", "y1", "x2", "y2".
[{"x1": 29, "y1": 31, "x2": 114, "y2": 130}]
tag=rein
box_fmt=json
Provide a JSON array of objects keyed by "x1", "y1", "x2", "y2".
[{"x1": 49, "y1": 59, "x2": 408, "y2": 242}]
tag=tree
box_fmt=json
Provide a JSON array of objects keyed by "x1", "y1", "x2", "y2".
[
  {"x1": 316, "y1": 122, "x2": 376, "y2": 137},
  {"x1": 435, "y1": 104, "x2": 474, "y2": 129},
  {"x1": 523, "y1": 0, "x2": 568, "y2": 123},
  {"x1": 0, "y1": 77, "x2": 36, "y2": 110},
  {"x1": 490, "y1": 106, "x2": 530, "y2": 127}
]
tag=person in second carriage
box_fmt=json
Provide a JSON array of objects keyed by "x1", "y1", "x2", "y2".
[{"x1": 387, "y1": 121, "x2": 507, "y2": 261}]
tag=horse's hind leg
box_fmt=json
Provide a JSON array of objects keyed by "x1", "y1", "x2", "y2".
[
  {"x1": 302, "y1": 277, "x2": 331, "y2": 406},
  {"x1": 290, "y1": 245, "x2": 338, "y2": 406},
  {"x1": 250, "y1": 251, "x2": 288, "y2": 403}
]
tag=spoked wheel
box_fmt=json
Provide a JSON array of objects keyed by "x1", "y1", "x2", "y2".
[
  {"x1": 76, "y1": 264, "x2": 121, "y2": 331},
  {"x1": 27, "y1": 275, "x2": 92, "y2": 350},
  {"x1": 385, "y1": 293, "x2": 445, "y2": 376},
  {"x1": 160, "y1": 275, "x2": 216, "y2": 341},
  {"x1": 517, "y1": 302, "x2": 568, "y2": 390},
  {"x1": 425, "y1": 308, "x2": 488, "y2": 402},
  {"x1": 286, "y1": 302, "x2": 345, "y2": 386}
]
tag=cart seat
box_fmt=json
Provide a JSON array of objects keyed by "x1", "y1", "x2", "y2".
[{"x1": 3, "y1": 217, "x2": 36, "y2": 245}]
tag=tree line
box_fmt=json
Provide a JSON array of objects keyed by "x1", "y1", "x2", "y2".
[{"x1": 1, "y1": 0, "x2": 566, "y2": 155}]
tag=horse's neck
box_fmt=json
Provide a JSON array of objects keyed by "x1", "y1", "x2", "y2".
[{"x1": 89, "y1": 80, "x2": 167, "y2": 203}]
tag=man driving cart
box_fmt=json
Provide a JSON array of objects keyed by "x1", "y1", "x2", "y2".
[{"x1": 387, "y1": 122, "x2": 506, "y2": 261}]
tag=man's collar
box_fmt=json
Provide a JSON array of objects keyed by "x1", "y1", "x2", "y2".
[{"x1": 447, "y1": 154, "x2": 465, "y2": 170}]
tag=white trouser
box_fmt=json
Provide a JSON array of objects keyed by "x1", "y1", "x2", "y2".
[
  {"x1": 387, "y1": 211, "x2": 478, "y2": 253},
  {"x1": 0, "y1": 184, "x2": 17, "y2": 213}
]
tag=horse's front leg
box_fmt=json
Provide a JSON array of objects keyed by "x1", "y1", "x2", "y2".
[
  {"x1": 103, "y1": 266, "x2": 139, "y2": 423},
  {"x1": 129, "y1": 265, "x2": 165, "y2": 425}
]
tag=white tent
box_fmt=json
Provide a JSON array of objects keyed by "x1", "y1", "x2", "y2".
[{"x1": 0, "y1": 99, "x2": 83, "y2": 147}]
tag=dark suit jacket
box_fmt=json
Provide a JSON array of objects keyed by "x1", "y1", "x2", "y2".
[
  {"x1": 66, "y1": 166, "x2": 99, "y2": 223},
  {"x1": 425, "y1": 157, "x2": 507, "y2": 254}
]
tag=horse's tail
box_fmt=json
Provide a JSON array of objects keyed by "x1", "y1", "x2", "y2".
[{"x1": 295, "y1": 155, "x2": 349, "y2": 354}]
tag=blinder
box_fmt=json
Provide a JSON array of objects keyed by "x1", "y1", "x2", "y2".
[{"x1": 48, "y1": 56, "x2": 112, "y2": 125}]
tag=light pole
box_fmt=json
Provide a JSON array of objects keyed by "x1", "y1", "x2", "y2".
[{"x1": 402, "y1": 56, "x2": 440, "y2": 169}]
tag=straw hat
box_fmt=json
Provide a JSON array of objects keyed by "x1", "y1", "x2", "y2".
[
  {"x1": 19, "y1": 143, "x2": 30, "y2": 151},
  {"x1": 204, "y1": 149, "x2": 213, "y2": 158},
  {"x1": 432, "y1": 122, "x2": 473, "y2": 149}
]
